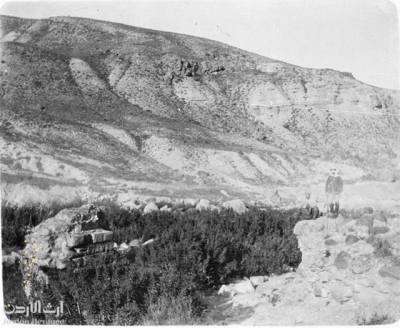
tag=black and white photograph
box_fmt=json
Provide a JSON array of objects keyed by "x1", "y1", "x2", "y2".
[{"x1": 1, "y1": 0, "x2": 400, "y2": 325}]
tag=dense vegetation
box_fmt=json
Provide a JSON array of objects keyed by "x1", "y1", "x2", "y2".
[{"x1": 2, "y1": 202, "x2": 302, "y2": 324}]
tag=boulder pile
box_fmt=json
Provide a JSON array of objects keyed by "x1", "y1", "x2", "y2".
[{"x1": 124, "y1": 198, "x2": 247, "y2": 215}]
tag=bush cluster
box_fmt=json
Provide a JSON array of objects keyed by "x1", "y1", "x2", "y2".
[
  {"x1": 3, "y1": 203, "x2": 302, "y2": 324},
  {"x1": 103, "y1": 205, "x2": 302, "y2": 282}
]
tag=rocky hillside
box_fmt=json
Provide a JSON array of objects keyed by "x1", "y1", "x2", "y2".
[{"x1": 1, "y1": 15, "x2": 399, "y2": 206}]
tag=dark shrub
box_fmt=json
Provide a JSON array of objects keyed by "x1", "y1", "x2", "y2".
[{"x1": 3, "y1": 202, "x2": 302, "y2": 324}]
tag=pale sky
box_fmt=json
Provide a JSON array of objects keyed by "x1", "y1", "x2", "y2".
[{"x1": 1, "y1": 0, "x2": 399, "y2": 90}]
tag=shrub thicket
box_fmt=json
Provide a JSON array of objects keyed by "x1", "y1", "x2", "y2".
[{"x1": 3, "y1": 203, "x2": 302, "y2": 324}]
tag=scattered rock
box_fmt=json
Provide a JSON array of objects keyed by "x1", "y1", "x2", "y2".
[
  {"x1": 374, "y1": 211, "x2": 387, "y2": 223},
  {"x1": 363, "y1": 207, "x2": 374, "y2": 215},
  {"x1": 356, "y1": 216, "x2": 374, "y2": 228},
  {"x1": 378, "y1": 266, "x2": 400, "y2": 280},
  {"x1": 196, "y1": 199, "x2": 211, "y2": 211},
  {"x1": 334, "y1": 251, "x2": 352, "y2": 269},
  {"x1": 218, "y1": 285, "x2": 237, "y2": 297},
  {"x1": 330, "y1": 281, "x2": 353, "y2": 303},
  {"x1": 345, "y1": 235, "x2": 360, "y2": 246},
  {"x1": 160, "y1": 205, "x2": 171, "y2": 212},
  {"x1": 119, "y1": 242, "x2": 129, "y2": 249},
  {"x1": 129, "y1": 239, "x2": 141, "y2": 247},
  {"x1": 233, "y1": 280, "x2": 255, "y2": 293},
  {"x1": 313, "y1": 282, "x2": 328, "y2": 297},
  {"x1": 373, "y1": 218, "x2": 387, "y2": 227},
  {"x1": 143, "y1": 202, "x2": 159, "y2": 213},
  {"x1": 249, "y1": 276, "x2": 265, "y2": 287},
  {"x1": 222, "y1": 199, "x2": 248, "y2": 214},
  {"x1": 325, "y1": 239, "x2": 337, "y2": 246},
  {"x1": 142, "y1": 238, "x2": 155, "y2": 246},
  {"x1": 370, "y1": 227, "x2": 390, "y2": 235},
  {"x1": 349, "y1": 254, "x2": 373, "y2": 274}
]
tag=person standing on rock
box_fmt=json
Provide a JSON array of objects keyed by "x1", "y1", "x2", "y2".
[
  {"x1": 297, "y1": 188, "x2": 320, "y2": 220},
  {"x1": 325, "y1": 168, "x2": 343, "y2": 218}
]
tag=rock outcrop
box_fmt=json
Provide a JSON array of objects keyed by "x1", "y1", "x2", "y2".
[{"x1": 22, "y1": 204, "x2": 114, "y2": 270}]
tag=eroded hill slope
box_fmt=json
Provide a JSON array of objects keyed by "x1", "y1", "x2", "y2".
[{"x1": 1, "y1": 15, "x2": 399, "y2": 206}]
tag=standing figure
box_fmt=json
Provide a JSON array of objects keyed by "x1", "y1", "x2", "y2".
[{"x1": 325, "y1": 168, "x2": 343, "y2": 218}]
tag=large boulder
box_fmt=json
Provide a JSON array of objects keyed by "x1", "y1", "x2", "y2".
[
  {"x1": 196, "y1": 199, "x2": 211, "y2": 211},
  {"x1": 222, "y1": 199, "x2": 248, "y2": 214},
  {"x1": 143, "y1": 202, "x2": 159, "y2": 213}
]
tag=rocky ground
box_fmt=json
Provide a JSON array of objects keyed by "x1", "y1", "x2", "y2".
[{"x1": 218, "y1": 213, "x2": 400, "y2": 325}]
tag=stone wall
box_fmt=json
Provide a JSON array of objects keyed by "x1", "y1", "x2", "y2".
[
  {"x1": 293, "y1": 214, "x2": 400, "y2": 321},
  {"x1": 22, "y1": 204, "x2": 114, "y2": 270},
  {"x1": 218, "y1": 212, "x2": 400, "y2": 325}
]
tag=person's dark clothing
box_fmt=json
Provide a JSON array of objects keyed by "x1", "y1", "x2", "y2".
[
  {"x1": 325, "y1": 175, "x2": 343, "y2": 194},
  {"x1": 299, "y1": 205, "x2": 319, "y2": 220}
]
